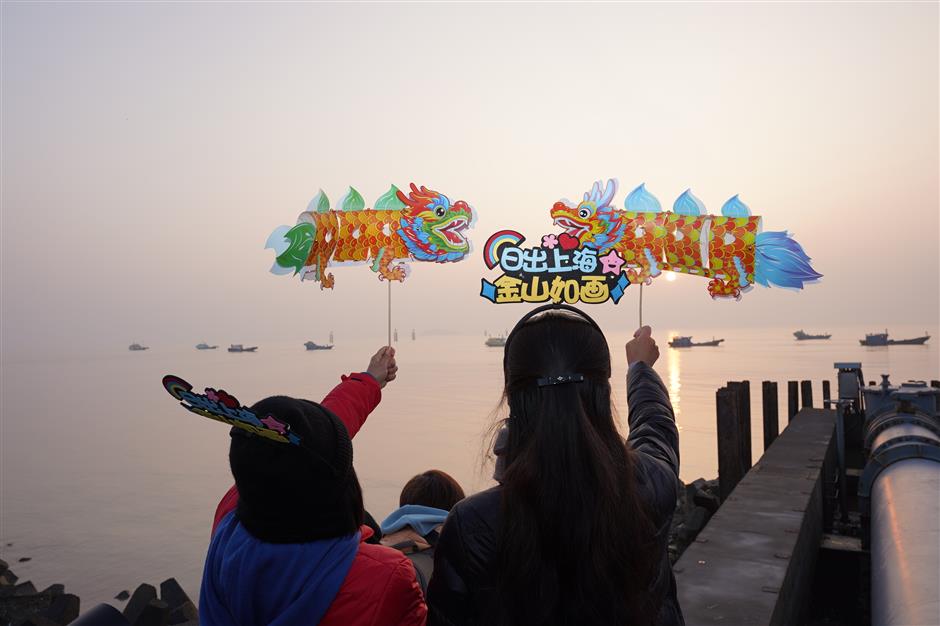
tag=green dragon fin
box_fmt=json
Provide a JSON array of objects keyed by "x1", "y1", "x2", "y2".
[
  {"x1": 375, "y1": 185, "x2": 406, "y2": 211},
  {"x1": 340, "y1": 187, "x2": 365, "y2": 212},
  {"x1": 306, "y1": 190, "x2": 330, "y2": 215},
  {"x1": 275, "y1": 222, "x2": 316, "y2": 275}
]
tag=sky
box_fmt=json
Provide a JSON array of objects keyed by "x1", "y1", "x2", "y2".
[{"x1": 2, "y1": 2, "x2": 938, "y2": 355}]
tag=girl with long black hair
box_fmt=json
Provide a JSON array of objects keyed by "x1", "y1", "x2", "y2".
[{"x1": 428, "y1": 304, "x2": 683, "y2": 625}]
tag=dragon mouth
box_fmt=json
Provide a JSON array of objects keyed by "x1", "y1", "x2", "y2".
[
  {"x1": 434, "y1": 217, "x2": 470, "y2": 248},
  {"x1": 553, "y1": 217, "x2": 589, "y2": 239}
]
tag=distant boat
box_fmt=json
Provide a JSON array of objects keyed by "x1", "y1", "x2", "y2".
[
  {"x1": 195, "y1": 343, "x2": 218, "y2": 350},
  {"x1": 859, "y1": 330, "x2": 930, "y2": 346},
  {"x1": 329, "y1": 331, "x2": 334, "y2": 344},
  {"x1": 128, "y1": 343, "x2": 149, "y2": 351},
  {"x1": 794, "y1": 330, "x2": 831, "y2": 341},
  {"x1": 669, "y1": 336, "x2": 724, "y2": 348},
  {"x1": 304, "y1": 341, "x2": 333, "y2": 351},
  {"x1": 485, "y1": 336, "x2": 507, "y2": 347},
  {"x1": 228, "y1": 344, "x2": 258, "y2": 352}
]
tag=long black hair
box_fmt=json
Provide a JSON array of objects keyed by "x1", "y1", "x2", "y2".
[{"x1": 494, "y1": 306, "x2": 657, "y2": 625}]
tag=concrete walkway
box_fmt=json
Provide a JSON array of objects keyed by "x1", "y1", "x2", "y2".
[{"x1": 674, "y1": 408, "x2": 836, "y2": 626}]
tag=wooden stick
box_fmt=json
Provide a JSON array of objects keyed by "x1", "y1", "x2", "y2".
[
  {"x1": 387, "y1": 280, "x2": 392, "y2": 347},
  {"x1": 639, "y1": 282, "x2": 644, "y2": 328}
]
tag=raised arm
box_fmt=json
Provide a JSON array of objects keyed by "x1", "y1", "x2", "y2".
[
  {"x1": 624, "y1": 327, "x2": 680, "y2": 477},
  {"x1": 211, "y1": 346, "x2": 398, "y2": 534},
  {"x1": 321, "y1": 346, "x2": 397, "y2": 437}
]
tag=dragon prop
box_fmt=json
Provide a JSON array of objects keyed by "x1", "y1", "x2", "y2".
[
  {"x1": 267, "y1": 184, "x2": 475, "y2": 288},
  {"x1": 550, "y1": 179, "x2": 821, "y2": 299}
]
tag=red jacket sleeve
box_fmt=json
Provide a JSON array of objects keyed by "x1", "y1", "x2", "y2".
[
  {"x1": 321, "y1": 372, "x2": 382, "y2": 438},
  {"x1": 210, "y1": 373, "x2": 382, "y2": 536}
]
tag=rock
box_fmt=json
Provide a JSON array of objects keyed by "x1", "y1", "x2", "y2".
[
  {"x1": 134, "y1": 598, "x2": 169, "y2": 626},
  {"x1": 116, "y1": 590, "x2": 131, "y2": 601},
  {"x1": 18, "y1": 557, "x2": 32, "y2": 563},
  {"x1": 39, "y1": 584, "x2": 64, "y2": 597},
  {"x1": 0, "y1": 559, "x2": 8, "y2": 575},
  {"x1": 159, "y1": 578, "x2": 190, "y2": 611},
  {"x1": 13, "y1": 581, "x2": 38, "y2": 596},
  {"x1": 0, "y1": 569, "x2": 19, "y2": 586},
  {"x1": 38, "y1": 592, "x2": 80, "y2": 624},
  {"x1": 685, "y1": 506, "x2": 710, "y2": 535},
  {"x1": 123, "y1": 583, "x2": 157, "y2": 624},
  {"x1": 16, "y1": 615, "x2": 58, "y2": 626},
  {"x1": 693, "y1": 489, "x2": 720, "y2": 514},
  {"x1": 168, "y1": 600, "x2": 198, "y2": 625},
  {"x1": 0, "y1": 593, "x2": 54, "y2": 622}
]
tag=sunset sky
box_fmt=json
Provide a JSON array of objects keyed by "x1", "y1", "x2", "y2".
[{"x1": 2, "y1": 2, "x2": 937, "y2": 354}]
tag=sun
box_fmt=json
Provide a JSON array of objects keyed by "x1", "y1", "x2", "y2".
[{"x1": 665, "y1": 271, "x2": 677, "y2": 282}]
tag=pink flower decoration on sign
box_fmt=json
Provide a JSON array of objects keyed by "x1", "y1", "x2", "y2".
[
  {"x1": 206, "y1": 389, "x2": 219, "y2": 402},
  {"x1": 541, "y1": 234, "x2": 559, "y2": 249}
]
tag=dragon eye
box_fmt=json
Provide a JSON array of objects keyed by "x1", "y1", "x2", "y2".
[
  {"x1": 578, "y1": 207, "x2": 591, "y2": 219},
  {"x1": 435, "y1": 206, "x2": 446, "y2": 218}
]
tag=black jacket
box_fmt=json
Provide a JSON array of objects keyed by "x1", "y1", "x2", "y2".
[{"x1": 427, "y1": 362, "x2": 684, "y2": 625}]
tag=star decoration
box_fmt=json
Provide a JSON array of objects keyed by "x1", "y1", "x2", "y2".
[
  {"x1": 599, "y1": 250, "x2": 626, "y2": 275},
  {"x1": 261, "y1": 415, "x2": 288, "y2": 436}
]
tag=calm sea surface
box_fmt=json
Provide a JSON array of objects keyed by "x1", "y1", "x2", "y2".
[{"x1": 2, "y1": 325, "x2": 937, "y2": 608}]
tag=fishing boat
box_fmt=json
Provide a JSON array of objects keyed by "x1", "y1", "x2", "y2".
[
  {"x1": 304, "y1": 341, "x2": 334, "y2": 351},
  {"x1": 228, "y1": 344, "x2": 258, "y2": 352},
  {"x1": 859, "y1": 330, "x2": 930, "y2": 346},
  {"x1": 794, "y1": 330, "x2": 831, "y2": 341},
  {"x1": 669, "y1": 336, "x2": 724, "y2": 348},
  {"x1": 128, "y1": 343, "x2": 149, "y2": 351},
  {"x1": 195, "y1": 343, "x2": 218, "y2": 350},
  {"x1": 485, "y1": 336, "x2": 507, "y2": 348}
]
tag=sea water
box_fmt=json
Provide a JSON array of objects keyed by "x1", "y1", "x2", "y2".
[{"x1": 2, "y1": 325, "x2": 937, "y2": 607}]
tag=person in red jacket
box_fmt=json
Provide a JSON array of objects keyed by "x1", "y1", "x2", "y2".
[{"x1": 203, "y1": 346, "x2": 427, "y2": 626}]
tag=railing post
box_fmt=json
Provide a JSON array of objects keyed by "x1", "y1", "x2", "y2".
[
  {"x1": 801, "y1": 380, "x2": 814, "y2": 408},
  {"x1": 822, "y1": 380, "x2": 831, "y2": 403},
  {"x1": 716, "y1": 386, "x2": 745, "y2": 502},
  {"x1": 788, "y1": 381, "x2": 799, "y2": 422},
  {"x1": 762, "y1": 381, "x2": 779, "y2": 451}
]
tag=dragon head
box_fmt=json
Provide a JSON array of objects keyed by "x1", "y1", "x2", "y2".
[
  {"x1": 396, "y1": 184, "x2": 475, "y2": 262},
  {"x1": 550, "y1": 179, "x2": 624, "y2": 252}
]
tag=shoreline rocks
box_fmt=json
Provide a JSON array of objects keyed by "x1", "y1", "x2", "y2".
[
  {"x1": 668, "y1": 477, "x2": 720, "y2": 565},
  {"x1": 0, "y1": 559, "x2": 198, "y2": 626}
]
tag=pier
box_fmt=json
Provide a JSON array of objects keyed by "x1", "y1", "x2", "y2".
[{"x1": 675, "y1": 368, "x2": 940, "y2": 626}]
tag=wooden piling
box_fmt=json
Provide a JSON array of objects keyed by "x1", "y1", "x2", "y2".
[
  {"x1": 801, "y1": 380, "x2": 813, "y2": 408},
  {"x1": 716, "y1": 386, "x2": 745, "y2": 502},
  {"x1": 762, "y1": 381, "x2": 779, "y2": 451},
  {"x1": 822, "y1": 380, "x2": 831, "y2": 403},
  {"x1": 788, "y1": 381, "x2": 799, "y2": 423}
]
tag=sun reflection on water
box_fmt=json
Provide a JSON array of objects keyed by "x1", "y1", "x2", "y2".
[{"x1": 667, "y1": 339, "x2": 681, "y2": 427}]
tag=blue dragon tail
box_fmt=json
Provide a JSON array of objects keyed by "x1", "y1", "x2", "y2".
[{"x1": 754, "y1": 231, "x2": 822, "y2": 290}]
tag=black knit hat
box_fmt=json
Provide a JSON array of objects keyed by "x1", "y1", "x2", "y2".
[{"x1": 229, "y1": 396, "x2": 364, "y2": 543}]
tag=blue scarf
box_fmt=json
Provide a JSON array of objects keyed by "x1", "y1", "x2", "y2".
[
  {"x1": 200, "y1": 512, "x2": 359, "y2": 626},
  {"x1": 380, "y1": 504, "x2": 449, "y2": 537}
]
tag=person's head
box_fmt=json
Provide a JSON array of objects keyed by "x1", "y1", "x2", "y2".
[
  {"x1": 494, "y1": 304, "x2": 656, "y2": 625},
  {"x1": 229, "y1": 396, "x2": 364, "y2": 543},
  {"x1": 399, "y1": 469, "x2": 465, "y2": 511}
]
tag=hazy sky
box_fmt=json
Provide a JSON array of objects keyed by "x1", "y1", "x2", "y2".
[{"x1": 2, "y1": 2, "x2": 938, "y2": 355}]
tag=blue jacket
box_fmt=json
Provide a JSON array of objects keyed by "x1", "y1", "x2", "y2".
[{"x1": 200, "y1": 512, "x2": 360, "y2": 626}]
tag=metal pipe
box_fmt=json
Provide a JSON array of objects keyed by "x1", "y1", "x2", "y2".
[{"x1": 861, "y1": 397, "x2": 940, "y2": 626}]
